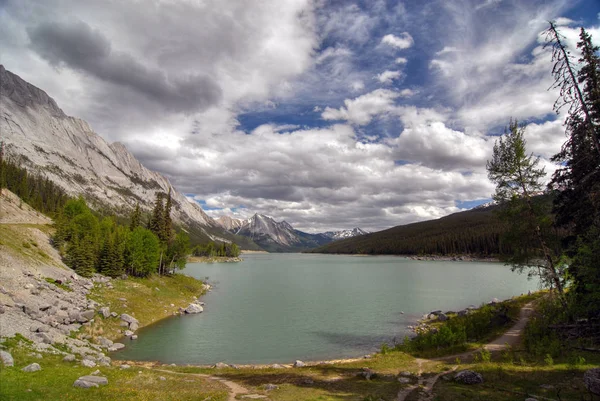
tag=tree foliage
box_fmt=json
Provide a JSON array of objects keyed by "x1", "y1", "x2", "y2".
[
  {"x1": 486, "y1": 121, "x2": 567, "y2": 307},
  {"x1": 547, "y1": 25, "x2": 600, "y2": 317}
]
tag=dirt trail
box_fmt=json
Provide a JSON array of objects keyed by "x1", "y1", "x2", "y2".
[
  {"x1": 150, "y1": 368, "x2": 268, "y2": 401},
  {"x1": 396, "y1": 301, "x2": 535, "y2": 401}
]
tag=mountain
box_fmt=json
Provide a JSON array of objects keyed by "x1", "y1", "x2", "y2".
[
  {"x1": 322, "y1": 227, "x2": 369, "y2": 240},
  {"x1": 310, "y1": 204, "x2": 510, "y2": 256},
  {"x1": 0, "y1": 65, "x2": 250, "y2": 245},
  {"x1": 214, "y1": 213, "x2": 367, "y2": 252}
]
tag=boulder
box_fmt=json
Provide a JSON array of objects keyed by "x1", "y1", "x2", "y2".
[
  {"x1": 110, "y1": 312, "x2": 118, "y2": 318},
  {"x1": 131, "y1": 335, "x2": 138, "y2": 340},
  {"x1": 0, "y1": 350, "x2": 14, "y2": 367},
  {"x1": 73, "y1": 375, "x2": 108, "y2": 388},
  {"x1": 120, "y1": 313, "x2": 138, "y2": 324},
  {"x1": 81, "y1": 359, "x2": 96, "y2": 368},
  {"x1": 454, "y1": 370, "x2": 483, "y2": 385},
  {"x1": 99, "y1": 307, "x2": 110, "y2": 318},
  {"x1": 124, "y1": 330, "x2": 134, "y2": 337},
  {"x1": 96, "y1": 337, "x2": 113, "y2": 348},
  {"x1": 97, "y1": 356, "x2": 111, "y2": 367},
  {"x1": 184, "y1": 303, "x2": 203, "y2": 314},
  {"x1": 22, "y1": 363, "x2": 41, "y2": 372},
  {"x1": 293, "y1": 360, "x2": 305, "y2": 368},
  {"x1": 359, "y1": 368, "x2": 376, "y2": 380},
  {"x1": 264, "y1": 384, "x2": 278, "y2": 391},
  {"x1": 108, "y1": 343, "x2": 125, "y2": 352},
  {"x1": 398, "y1": 377, "x2": 411, "y2": 383},
  {"x1": 437, "y1": 313, "x2": 448, "y2": 321},
  {"x1": 36, "y1": 333, "x2": 53, "y2": 344},
  {"x1": 63, "y1": 354, "x2": 76, "y2": 362},
  {"x1": 213, "y1": 362, "x2": 229, "y2": 369},
  {"x1": 80, "y1": 310, "x2": 96, "y2": 321},
  {"x1": 120, "y1": 364, "x2": 131, "y2": 369},
  {"x1": 129, "y1": 321, "x2": 139, "y2": 331},
  {"x1": 584, "y1": 368, "x2": 600, "y2": 395}
]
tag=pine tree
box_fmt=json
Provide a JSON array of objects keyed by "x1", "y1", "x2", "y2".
[
  {"x1": 164, "y1": 189, "x2": 174, "y2": 243},
  {"x1": 130, "y1": 203, "x2": 141, "y2": 231},
  {"x1": 149, "y1": 193, "x2": 165, "y2": 241},
  {"x1": 487, "y1": 121, "x2": 567, "y2": 307}
]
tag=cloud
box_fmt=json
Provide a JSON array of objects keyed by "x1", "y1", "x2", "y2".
[
  {"x1": 475, "y1": 0, "x2": 502, "y2": 11},
  {"x1": 381, "y1": 33, "x2": 414, "y2": 49},
  {"x1": 376, "y1": 70, "x2": 402, "y2": 84},
  {"x1": 28, "y1": 20, "x2": 222, "y2": 113},
  {"x1": 395, "y1": 57, "x2": 408, "y2": 64},
  {"x1": 321, "y1": 89, "x2": 400, "y2": 125}
]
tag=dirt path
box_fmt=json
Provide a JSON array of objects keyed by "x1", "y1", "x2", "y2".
[
  {"x1": 150, "y1": 368, "x2": 268, "y2": 401},
  {"x1": 396, "y1": 301, "x2": 535, "y2": 401}
]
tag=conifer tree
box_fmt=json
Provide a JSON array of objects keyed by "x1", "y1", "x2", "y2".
[
  {"x1": 130, "y1": 203, "x2": 141, "y2": 231},
  {"x1": 164, "y1": 189, "x2": 174, "y2": 243},
  {"x1": 487, "y1": 121, "x2": 567, "y2": 307},
  {"x1": 149, "y1": 193, "x2": 165, "y2": 241}
]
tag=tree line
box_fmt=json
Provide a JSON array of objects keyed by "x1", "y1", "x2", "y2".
[
  {"x1": 486, "y1": 24, "x2": 600, "y2": 318},
  {"x1": 193, "y1": 241, "x2": 240, "y2": 258},
  {"x1": 0, "y1": 153, "x2": 241, "y2": 277}
]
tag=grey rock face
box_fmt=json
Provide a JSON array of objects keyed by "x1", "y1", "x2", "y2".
[
  {"x1": 73, "y1": 375, "x2": 108, "y2": 388},
  {"x1": 454, "y1": 370, "x2": 483, "y2": 384},
  {"x1": 0, "y1": 350, "x2": 14, "y2": 367},
  {"x1": 584, "y1": 368, "x2": 600, "y2": 395},
  {"x1": 22, "y1": 363, "x2": 41, "y2": 372}
]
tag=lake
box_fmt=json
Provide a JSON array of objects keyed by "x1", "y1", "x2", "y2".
[{"x1": 114, "y1": 253, "x2": 540, "y2": 365}]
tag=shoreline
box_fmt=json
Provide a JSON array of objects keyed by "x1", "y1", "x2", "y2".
[
  {"x1": 314, "y1": 253, "x2": 501, "y2": 262},
  {"x1": 187, "y1": 256, "x2": 243, "y2": 263}
]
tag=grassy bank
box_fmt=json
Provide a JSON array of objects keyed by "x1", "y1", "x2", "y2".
[
  {"x1": 86, "y1": 273, "x2": 207, "y2": 341},
  {"x1": 187, "y1": 255, "x2": 242, "y2": 263},
  {"x1": 0, "y1": 336, "x2": 228, "y2": 401}
]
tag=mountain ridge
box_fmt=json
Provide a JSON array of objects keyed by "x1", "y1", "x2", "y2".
[{"x1": 0, "y1": 65, "x2": 227, "y2": 242}]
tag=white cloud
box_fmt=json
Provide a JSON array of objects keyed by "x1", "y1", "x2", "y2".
[
  {"x1": 350, "y1": 80, "x2": 365, "y2": 91},
  {"x1": 381, "y1": 32, "x2": 414, "y2": 49},
  {"x1": 436, "y1": 46, "x2": 460, "y2": 55},
  {"x1": 395, "y1": 57, "x2": 408, "y2": 64},
  {"x1": 475, "y1": 0, "x2": 502, "y2": 11},
  {"x1": 321, "y1": 89, "x2": 400, "y2": 125},
  {"x1": 376, "y1": 70, "x2": 402, "y2": 84},
  {"x1": 399, "y1": 88, "x2": 415, "y2": 97}
]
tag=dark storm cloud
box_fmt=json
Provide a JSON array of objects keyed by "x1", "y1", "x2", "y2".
[{"x1": 28, "y1": 20, "x2": 221, "y2": 112}]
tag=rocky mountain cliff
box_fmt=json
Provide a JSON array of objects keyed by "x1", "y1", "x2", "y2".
[
  {"x1": 0, "y1": 65, "x2": 225, "y2": 241},
  {"x1": 215, "y1": 213, "x2": 367, "y2": 252}
]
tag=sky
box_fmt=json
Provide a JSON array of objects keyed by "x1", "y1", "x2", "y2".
[{"x1": 1, "y1": 0, "x2": 600, "y2": 233}]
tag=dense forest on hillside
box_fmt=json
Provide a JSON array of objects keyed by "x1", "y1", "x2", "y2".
[{"x1": 310, "y1": 198, "x2": 564, "y2": 257}]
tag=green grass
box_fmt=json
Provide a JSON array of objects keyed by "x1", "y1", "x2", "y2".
[
  {"x1": 430, "y1": 351, "x2": 600, "y2": 401},
  {"x1": 0, "y1": 343, "x2": 228, "y2": 401},
  {"x1": 87, "y1": 273, "x2": 206, "y2": 341},
  {"x1": 44, "y1": 277, "x2": 72, "y2": 292}
]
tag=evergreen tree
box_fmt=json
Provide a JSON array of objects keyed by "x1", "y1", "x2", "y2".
[
  {"x1": 164, "y1": 189, "x2": 174, "y2": 243},
  {"x1": 130, "y1": 203, "x2": 141, "y2": 231},
  {"x1": 149, "y1": 193, "x2": 165, "y2": 242},
  {"x1": 487, "y1": 121, "x2": 567, "y2": 307},
  {"x1": 126, "y1": 227, "x2": 160, "y2": 277}
]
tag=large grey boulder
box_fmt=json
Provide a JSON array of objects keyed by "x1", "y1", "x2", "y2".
[
  {"x1": 184, "y1": 303, "x2": 204, "y2": 314},
  {"x1": 120, "y1": 313, "x2": 138, "y2": 325},
  {"x1": 97, "y1": 356, "x2": 111, "y2": 367},
  {"x1": 81, "y1": 359, "x2": 96, "y2": 368},
  {"x1": 584, "y1": 368, "x2": 600, "y2": 395},
  {"x1": 213, "y1": 362, "x2": 229, "y2": 369},
  {"x1": 73, "y1": 375, "x2": 108, "y2": 388},
  {"x1": 293, "y1": 360, "x2": 305, "y2": 368},
  {"x1": 99, "y1": 307, "x2": 110, "y2": 318},
  {"x1": 0, "y1": 350, "x2": 14, "y2": 367},
  {"x1": 129, "y1": 321, "x2": 139, "y2": 331},
  {"x1": 454, "y1": 370, "x2": 483, "y2": 384},
  {"x1": 63, "y1": 354, "x2": 76, "y2": 362},
  {"x1": 22, "y1": 363, "x2": 41, "y2": 372},
  {"x1": 96, "y1": 337, "x2": 113, "y2": 348},
  {"x1": 108, "y1": 343, "x2": 125, "y2": 352}
]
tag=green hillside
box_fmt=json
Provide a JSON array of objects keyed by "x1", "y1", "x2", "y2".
[{"x1": 310, "y1": 204, "x2": 510, "y2": 256}]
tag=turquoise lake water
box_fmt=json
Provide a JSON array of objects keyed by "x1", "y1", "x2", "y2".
[{"x1": 114, "y1": 253, "x2": 540, "y2": 364}]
